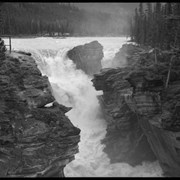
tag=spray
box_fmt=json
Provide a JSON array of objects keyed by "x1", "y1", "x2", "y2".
[{"x1": 10, "y1": 37, "x2": 163, "y2": 177}]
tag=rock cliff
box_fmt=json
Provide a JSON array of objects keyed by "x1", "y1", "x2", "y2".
[
  {"x1": 92, "y1": 44, "x2": 180, "y2": 176},
  {"x1": 67, "y1": 41, "x2": 103, "y2": 76},
  {"x1": 92, "y1": 67, "x2": 156, "y2": 166},
  {"x1": 0, "y1": 52, "x2": 80, "y2": 177}
]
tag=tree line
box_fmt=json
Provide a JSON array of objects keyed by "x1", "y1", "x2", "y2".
[
  {"x1": 0, "y1": 2, "x2": 127, "y2": 37},
  {"x1": 1, "y1": 3, "x2": 84, "y2": 36},
  {"x1": 129, "y1": 3, "x2": 180, "y2": 50}
]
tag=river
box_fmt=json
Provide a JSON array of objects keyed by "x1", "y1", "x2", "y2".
[{"x1": 4, "y1": 37, "x2": 163, "y2": 177}]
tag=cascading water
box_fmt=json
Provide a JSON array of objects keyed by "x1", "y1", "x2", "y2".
[{"x1": 8, "y1": 37, "x2": 163, "y2": 177}]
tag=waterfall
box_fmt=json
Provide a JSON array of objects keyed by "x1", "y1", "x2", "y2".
[
  {"x1": 35, "y1": 49, "x2": 163, "y2": 177},
  {"x1": 11, "y1": 37, "x2": 163, "y2": 177}
]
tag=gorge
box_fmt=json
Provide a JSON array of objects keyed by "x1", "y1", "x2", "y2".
[{"x1": 2, "y1": 37, "x2": 179, "y2": 177}]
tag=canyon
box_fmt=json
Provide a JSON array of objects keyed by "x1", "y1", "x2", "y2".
[{"x1": 1, "y1": 38, "x2": 180, "y2": 177}]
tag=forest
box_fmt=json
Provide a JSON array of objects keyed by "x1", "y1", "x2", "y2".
[
  {"x1": 129, "y1": 3, "x2": 180, "y2": 50},
  {"x1": 0, "y1": 2, "x2": 129, "y2": 37},
  {"x1": 1, "y1": 2, "x2": 180, "y2": 48}
]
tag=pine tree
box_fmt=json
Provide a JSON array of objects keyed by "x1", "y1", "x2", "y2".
[
  {"x1": 146, "y1": 3, "x2": 153, "y2": 46},
  {"x1": 171, "y1": 3, "x2": 180, "y2": 47},
  {"x1": 134, "y1": 8, "x2": 140, "y2": 43},
  {"x1": 128, "y1": 17, "x2": 134, "y2": 41},
  {"x1": 164, "y1": 3, "x2": 173, "y2": 49},
  {"x1": 0, "y1": 3, "x2": 4, "y2": 35},
  {"x1": 154, "y1": 3, "x2": 162, "y2": 48},
  {"x1": 0, "y1": 3, "x2": 6, "y2": 60},
  {"x1": 138, "y1": 3, "x2": 145, "y2": 44},
  {"x1": 130, "y1": 2, "x2": 180, "y2": 50},
  {"x1": 143, "y1": 14, "x2": 147, "y2": 45}
]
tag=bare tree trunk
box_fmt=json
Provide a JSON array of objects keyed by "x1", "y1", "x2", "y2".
[{"x1": 165, "y1": 55, "x2": 175, "y2": 89}]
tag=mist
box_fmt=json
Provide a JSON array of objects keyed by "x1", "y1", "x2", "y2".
[
  {"x1": 74, "y1": 3, "x2": 138, "y2": 36},
  {"x1": 41, "y1": 43, "x2": 162, "y2": 177},
  {"x1": 4, "y1": 37, "x2": 163, "y2": 177}
]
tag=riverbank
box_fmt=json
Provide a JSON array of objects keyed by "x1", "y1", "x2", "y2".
[
  {"x1": 1, "y1": 35, "x2": 129, "y2": 39},
  {"x1": 92, "y1": 43, "x2": 180, "y2": 177},
  {"x1": 0, "y1": 51, "x2": 80, "y2": 177}
]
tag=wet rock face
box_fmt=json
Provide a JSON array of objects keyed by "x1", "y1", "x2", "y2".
[
  {"x1": 111, "y1": 44, "x2": 145, "y2": 68},
  {"x1": 0, "y1": 52, "x2": 80, "y2": 177},
  {"x1": 67, "y1": 41, "x2": 103, "y2": 76},
  {"x1": 126, "y1": 54, "x2": 180, "y2": 177},
  {"x1": 93, "y1": 44, "x2": 180, "y2": 176},
  {"x1": 93, "y1": 67, "x2": 156, "y2": 166}
]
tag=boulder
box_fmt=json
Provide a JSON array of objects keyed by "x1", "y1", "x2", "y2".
[{"x1": 67, "y1": 41, "x2": 103, "y2": 76}]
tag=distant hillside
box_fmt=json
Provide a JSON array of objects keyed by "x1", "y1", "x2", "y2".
[
  {"x1": 0, "y1": 2, "x2": 132, "y2": 37},
  {"x1": 75, "y1": 3, "x2": 139, "y2": 36},
  {"x1": 74, "y1": 3, "x2": 138, "y2": 14}
]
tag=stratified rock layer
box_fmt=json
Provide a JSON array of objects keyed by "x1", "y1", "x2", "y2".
[
  {"x1": 67, "y1": 41, "x2": 103, "y2": 76},
  {"x1": 92, "y1": 44, "x2": 180, "y2": 176},
  {"x1": 0, "y1": 52, "x2": 80, "y2": 177},
  {"x1": 92, "y1": 67, "x2": 156, "y2": 166}
]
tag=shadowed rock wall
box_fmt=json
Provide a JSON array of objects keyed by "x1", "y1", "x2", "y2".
[
  {"x1": 0, "y1": 52, "x2": 80, "y2": 177},
  {"x1": 92, "y1": 44, "x2": 180, "y2": 176}
]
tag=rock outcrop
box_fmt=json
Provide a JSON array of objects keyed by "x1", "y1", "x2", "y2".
[
  {"x1": 0, "y1": 52, "x2": 80, "y2": 177},
  {"x1": 111, "y1": 43, "x2": 151, "y2": 68},
  {"x1": 92, "y1": 67, "x2": 156, "y2": 166},
  {"x1": 92, "y1": 44, "x2": 180, "y2": 176},
  {"x1": 67, "y1": 41, "x2": 103, "y2": 76},
  {"x1": 15, "y1": 51, "x2": 32, "y2": 56}
]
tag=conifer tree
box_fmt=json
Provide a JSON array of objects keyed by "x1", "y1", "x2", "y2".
[
  {"x1": 0, "y1": 3, "x2": 6, "y2": 60},
  {"x1": 130, "y1": 2, "x2": 180, "y2": 50},
  {"x1": 138, "y1": 3, "x2": 145, "y2": 44},
  {"x1": 146, "y1": 3, "x2": 153, "y2": 45}
]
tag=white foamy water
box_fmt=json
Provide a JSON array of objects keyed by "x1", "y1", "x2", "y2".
[{"x1": 6, "y1": 37, "x2": 163, "y2": 177}]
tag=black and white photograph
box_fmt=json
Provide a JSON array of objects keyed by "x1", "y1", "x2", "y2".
[{"x1": 0, "y1": 1, "x2": 180, "y2": 177}]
